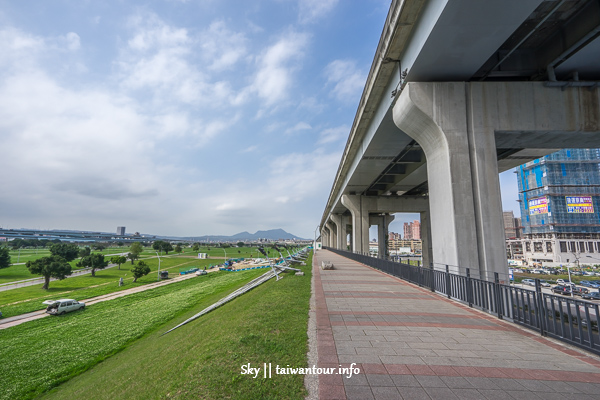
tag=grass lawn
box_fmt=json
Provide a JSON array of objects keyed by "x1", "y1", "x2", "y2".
[
  {"x1": 0, "y1": 268, "x2": 269, "y2": 400},
  {"x1": 40, "y1": 252, "x2": 313, "y2": 400},
  {"x1": 0, "y1": 257, "x2": 217, "y2": 318}
]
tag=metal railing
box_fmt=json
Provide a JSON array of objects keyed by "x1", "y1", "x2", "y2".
[{"x1": 324, "y1": 247, "x2": 600, "y2": 356}]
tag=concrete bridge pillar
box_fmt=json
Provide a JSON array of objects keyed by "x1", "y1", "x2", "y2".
[
  {"x1": 326, "y1": 219, "x2": 337, "y2": 251},
  {"x1": 369, "y1": 214, "x2": 395, "y2": 259},
  {"x1": 341, "y1": 195, "x2": 370, "y2": 254},
  {"x1": 393, "y1": 82, "x2": 505, "y2": 280},
  {"x1": 393, "y1": 82, "x2": 600, "y2": 281},
  {"x1": 321, "y1": 227, "x2": 330, "y2": 248},
  {"x1": 330, "y1": 213, "x2": 347, "y2": 250},
  {"x1": 420, "y1": 209, "x2": 433, "y2": 268}
]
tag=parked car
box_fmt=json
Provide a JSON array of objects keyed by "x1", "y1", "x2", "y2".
[
  {"x1": 556, "y1": 279, "x2": 565, "y2": 285},
  {"x1": 552, "y1": 285, "x2": 572, "y2": 295},
  {"x1": 580, "y1": 280, "x2": 600, "y2": 288},
  {"x1": 582, "y1": 292, "x2": 600, "y2": 301},
  {"x1": 195, "y1": 269, "x2": 207, "y2": 276},
  {"x1": 43, "y1": 299, "x2": 85, "y2": 315},
  {"x1": 539, "y1": 280, "x2": 551, "y2": 287},
  {"x1": 572, "y1": 287, "x2": 590, "y2": 296},
  {"x1": 521, "y1": 279, "x2": 536, "y2": 286}
]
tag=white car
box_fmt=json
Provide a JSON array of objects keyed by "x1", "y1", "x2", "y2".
[
  {"x1": 521, "y1": 279, "x2": 536, "y2": 286},
  {"x1": 43, "y1": 299, "x2": 85, "y2": 315},
  {"x1": 195, "y1": 269, "x2": 207, "y2": 276}
]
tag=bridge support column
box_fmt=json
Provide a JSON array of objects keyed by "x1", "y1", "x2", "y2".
[
  {"x1": 341, "y1": 195, "x2": 370, "y2": 254},
  {"x1": 420, "y1": 210, "x2": 432, "y2": 268},
  {"x1": 393, "y1": 82, "x2": 508, "y2": 280},
  {"x1": 330, "y1": 214, "x2": 347, "y2": 250},
  {"x1": 370, "y1": 214, "x2": 394, "y2": 259},
  {"x1": 326, "y1": 219, "x2": 337, "y2": 250}
]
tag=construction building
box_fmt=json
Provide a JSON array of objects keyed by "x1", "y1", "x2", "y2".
[
  {"x1": 116, "y1": 226, "x2": 126, "y2": 236},
  {"x1": 517, "y1": 149, "x2": 600, "y2": 267}
]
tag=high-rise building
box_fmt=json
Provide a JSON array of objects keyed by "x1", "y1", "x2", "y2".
[
  {"x1": 517, "y1": 149, "x2": 600, "y2": 266},
  {"x1": 503, "y1": 211, "x2": 517, "y2": 239},
  {"x1": 117, "y1": 226, "x2": 126, "y2": 236},
  {"x1": 403, "y1": 220, "x2": 421, "y2": 240}
]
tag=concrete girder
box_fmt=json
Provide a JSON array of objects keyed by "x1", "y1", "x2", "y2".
[{"x1": 393, "y1": 82, "x2": 600, "y2": 281}]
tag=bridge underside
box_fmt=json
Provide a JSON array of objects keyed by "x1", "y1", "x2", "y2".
[{"x1": 323, "y1": 82, "x2": 600, "y2": 282}]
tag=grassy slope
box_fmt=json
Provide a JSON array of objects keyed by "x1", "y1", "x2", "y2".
[
  {"x1": 0, "y1": 257, "x2": 217, "y2": 318},
  {"x1": 41, "y1": 253, "x2": 313, "y2": 400},
  {"x1": 1, "y1": 269, "x2": 268, "y2": 400}
]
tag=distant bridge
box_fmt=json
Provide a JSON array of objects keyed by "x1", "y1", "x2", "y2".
[{"x1": 320, "y1": 0, "x2": 600, "y2": 281}]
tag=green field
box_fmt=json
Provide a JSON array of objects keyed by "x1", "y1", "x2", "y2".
[
  {"x1": 0, "y1": 256, "x2": 216, "y2": 318},
  {"x1": 0, "y1": 269, "x2": 265, "y2": 400},
  {"x1": 1, "y1": 252, "x2": 313, "y2": 400}
]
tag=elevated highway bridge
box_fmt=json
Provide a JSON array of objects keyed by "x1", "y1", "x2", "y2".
[{"x1": 320, "y1": 0, "x2": 600, "y2": 281}]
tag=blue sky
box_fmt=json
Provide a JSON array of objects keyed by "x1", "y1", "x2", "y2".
[{"x1": 0, "y1": 0, "x2": 520, "y2": 239}]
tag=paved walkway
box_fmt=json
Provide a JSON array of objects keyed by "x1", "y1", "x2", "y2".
[{"x1": 312, "y1": 249, "x2": 600, "y2": 400}]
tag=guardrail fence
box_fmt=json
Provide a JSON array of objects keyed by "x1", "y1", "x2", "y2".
[{"x1": 324, "y1": 247, "x2": 600, "y2": 356}]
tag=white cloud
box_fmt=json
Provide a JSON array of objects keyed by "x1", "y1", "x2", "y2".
[
  {"x1": 200, "y1": 20, "x2": 247, "y2": 71},
  {"x1": 284, "y1": 122, "x2": 312, "y2": 135},
  {"x1": 62, "y1": 32, "x2": 80, "y2": 51},
  {"x1": 249, "y1": 31, "x2": 309, "y2": 106},
  {"x1": 324, "y1": 59, "x2": 366, "y2": 102},
  {"x1": 298, "y1": 0, "x2": 339, "y2": 24},
  {"x1": 318, "y1": 125, "x2": 348, "y2": 144}
]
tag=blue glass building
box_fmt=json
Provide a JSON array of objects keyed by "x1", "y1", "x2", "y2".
[{"x1": 516, "y1": 149, "x2": 600, "y2": 266}]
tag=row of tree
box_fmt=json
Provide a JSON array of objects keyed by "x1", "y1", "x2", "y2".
[{"x1": 10, "y1": 242, "x2": 151, "y2": 290}]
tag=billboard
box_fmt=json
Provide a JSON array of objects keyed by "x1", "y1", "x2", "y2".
[
  {"x1": 528, "y1": 196, "x2": 548, "y2": 215},
  {"x1": 565, "y1": 196, "x2": 594, "y2": 213}
]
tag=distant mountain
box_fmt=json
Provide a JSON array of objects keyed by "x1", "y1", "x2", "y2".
[{"x1": 180, "y1": 229, "x2": 306, "y2": 242}]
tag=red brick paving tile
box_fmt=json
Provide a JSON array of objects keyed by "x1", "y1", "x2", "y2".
[
  {"x1": 319, "y1": 372, "x2": 344, "y2": 386},
  {"x1": 452, "y1": 366, "x2": 485, "y2": 377},
  {"x1": 318, "y1": 345, "x2": 338, "y2": 356},
  {"x1": 481, "y1": 367, "x2": 510, "y2": 378},
  {"x1": 499, "y1": 368, "x2": 535, "y2": 380},
  {"x1": 570, "y1": 371, "x2": 600, "y2": 383},
  {"x1": 361, "y1": 363, "x2": 388, "y2": 374},
  {"x1": 385, "y1": 364, "x2": 412, "y2": 375},
  {"x1": 428, "y1": 365, "x2": 461, "y2": 376},
  {"x1": 407, "y1": 365, "x2": 436, "y2": 376},
  {"x1": 320, "y1": 354, "x2": 340, "y2": 364},
  {"x1": 523, "y1": 369, "x2": 559, "y2": 381},
  {"x1": 319, "y1": 384, "x2": 346, "y2": 400}
]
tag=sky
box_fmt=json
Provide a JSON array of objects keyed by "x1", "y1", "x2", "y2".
[{"x1": 0, "y1": 0, "x2": 521, "y2": 239}]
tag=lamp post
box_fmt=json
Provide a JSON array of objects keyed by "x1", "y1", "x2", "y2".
[
  {"x1": 314, "y1": 225, "x2": 320, "y2": 251},
  {"x1": 566, "y1": 265, "x2": 573, "y2": 298}
]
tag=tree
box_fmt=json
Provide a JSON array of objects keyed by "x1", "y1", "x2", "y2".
[
  {"x1": 110, "y1": 255, "x2": 127, "y2": 270},
  {"x1": 0, "y1": 246, "x2": 11, "y2": 269},
  {"x1": 192, "y1": 243, "x2": 200, "y2": 252},
  {"x1": 27, "y1": 255, "x2": 72, "y2": 290},
  {"x1": 77, "y1": 253, "x2": 109, "y2": 277},
  {"x1": 237, "y1": 242, "x2": 245, "y2": 247},
  {"x1": 49, "y1": 243, "x2": 80, "y2": 262},
  {"x1": 127, "y1": 252, "x2": 139, "y2": 265},
  {"x1": 131, "y1": 261, "x2": 150, "y2": 282},
  {"x1": 93, "y1": 243, "x2": 107, "y2": 251},
  {"x1": 130, "y1": 242, "x2": 143, "y2": 257},
  {"x1": 152, "y1": 240, "x2": 173, "y2": 255},
  {"x1": 79, "y1": 246, "x2": 91, "y2": 258},
  {"x1": 175, "y1": 244, "x2": 182, "y2": 254}
]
